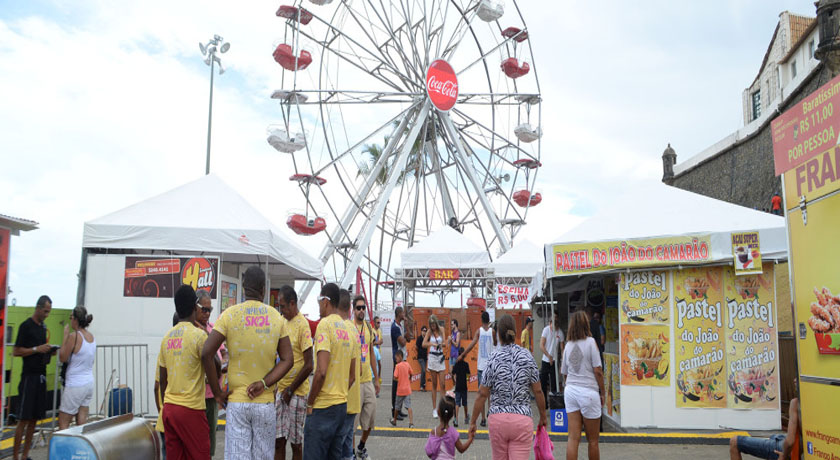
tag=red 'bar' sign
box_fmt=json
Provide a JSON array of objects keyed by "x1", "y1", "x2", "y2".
[
  {"x1": 772, "y1": 72, "x2": 840, "y2": 176},
  {"x1": 429, "y1": 269, "x2": 460, "y2": 280}
]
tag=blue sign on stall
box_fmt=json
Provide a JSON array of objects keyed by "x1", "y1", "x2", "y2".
[{"x1": 549, "y1": 409, "x2": 568, "y2": 433}]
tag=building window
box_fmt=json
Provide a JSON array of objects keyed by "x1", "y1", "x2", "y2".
[
  {"x1": 792, "y1": 60, "x2": 798, "y2": 78},
  {"x1": 810, "y1": 39, "x2": 816, "y2": 59},
  {"x1": 752, "y1": 90, "x2": 761, "y2": 120}
]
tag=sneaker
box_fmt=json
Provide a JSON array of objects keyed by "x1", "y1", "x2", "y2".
[
  {"x1": 390, "y1": 418, "x2": 397, "y2": 426},
  {"x1": 480, "y1": 419, "x2": 486, "y2": 427},
  {"x1": 356, "y1": 447, "x2": 369, "y2": 459},
  {"x1": 396, "y1": 413, "x2": 406, "y2": 420},
  {"x1": 399, "y1": 410, "x2": 409, "y2": 417},
  {"x1": 432, "y1": 409, "x2": 438, "y2": 418},
  {"x1": 453, "y1": 419, "x2": 459, "y2": 427},
  {"x1": 464, "y1": 416, "x2": 469, "y2": 425},
  {"x1": 409, "y1": 423, "x2": 415, "y2": 428}
]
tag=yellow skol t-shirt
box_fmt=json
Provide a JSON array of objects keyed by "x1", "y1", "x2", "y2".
[
  {"x1": 345, "y1": 320, "x2": 361, "y2": 414},
  {"x1": 355, "y1": 320, "x2": 374, "y2": 383},
  {"x1": 214, "y1": 300, "x2": 288, "y2": 404},
  {"x1": 155, "y1": 355, "x2": 164, "y2": 433},
  {"x1": 276, "y1": 313, "x2": 313, "y2": 397},
  {"x1": 312, "y1": 314, "x2": 353, "y2": 410},
  {"x1": 159, "y1": 321, "x2": 207, "y2": 411}
]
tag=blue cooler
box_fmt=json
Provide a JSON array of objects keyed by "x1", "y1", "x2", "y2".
[
  {"x1": 549, "y1": 409, "x2": 568, "y2": 433},
  {"x1": 108, "y1": 387, "x2": 133, "y2": 417}
]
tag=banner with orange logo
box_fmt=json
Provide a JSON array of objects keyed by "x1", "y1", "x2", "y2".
[{"x1": 124, "y1": 256, "x2": 218, "y2": 298}]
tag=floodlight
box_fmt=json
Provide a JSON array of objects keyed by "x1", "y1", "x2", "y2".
[
  {"x1": 199, "y1": 42, "x2": 207, "y2": 55},
  {"x1": 218, "y1": 63, "x2": 225, "y2": 75},
  {"x1": 220, "y1": 42, "x2": 230, "y2": 53},
  {"x1": 204, "y1": 56, "x2": 212, "y2": 66}
]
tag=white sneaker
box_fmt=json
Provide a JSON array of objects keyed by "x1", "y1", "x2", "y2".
[{"x1": 432, "y1": 409, "x2": 438, "y2": 418}]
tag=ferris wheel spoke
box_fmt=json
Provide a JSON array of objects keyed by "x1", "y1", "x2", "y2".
[
  {"x1": 451, "y1": 107, "x2": 538, "y2": 162},
  {"x1": 362, "y1": 0, "x2": 426, "y2": 86},
  {"x1": 456, "y1": 92, "x2": 540, "y2": 105},
  {"x1": 439, "y1": 112, "x2": 510, "y2": 252},
  {"x1": 340, "y1": 3, "x2": 420, "y2": 89},
  {"x1": 440, "y1": 1, "x2": 479, "y2": 60},
  {"x1": 438, "y1": 116, "x2": 527, "y2": 224},
  {"x1": 294, "y1": 24, "x2": 406, "y2": 92},
  {"x1": 456, "y1": 30, "x2": 526, "y2": 76},
  {"x1": 313, "y1": 101, "x2": 419, "y2": 176}
]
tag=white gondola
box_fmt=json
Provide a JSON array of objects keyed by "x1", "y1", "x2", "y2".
[
  {"x1": 514, "y1": 123, "x2": 542, "y2": 143},
  {"x1": 271, "y1": 90, "x2": 309, "y2": 104},
  {"x1": 267, "y1": 127, "x2": 307, "y2": 153},
  {"x1": 477, "y1": 0, "x2": 504, "y2": 22},
  {"x1": 309, "y1": 0, "x2": 333, "y2": 4}
]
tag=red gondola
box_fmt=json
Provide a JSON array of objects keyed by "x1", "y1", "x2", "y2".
[
  {"x1": 273, "y1": 44, "x2": 313, "y2": 71},
  {"x1": 466, "y1": 297, "x2": 487, "y2": 308},
  {"x1": 501, "y1": 27, "x2": 528, "y2": 42},
  {"x1": 289, "y1": 174, "x2": 327, "y2": 185},
  {"x1": 286, "y1": 214, "x2": 326, "y2": 235},
  {"x1": 512, "y1": 158, "x2": 542, "y2": 169},
  {"x1": 501, "y1": 58, "x2": 530, "y2": 79},
  {"x1": 276, "y1": 5, "x2": 313, "y2": 24},
  {"x1": 513, "y1": 190, "x2": 542, "y2": 207}
]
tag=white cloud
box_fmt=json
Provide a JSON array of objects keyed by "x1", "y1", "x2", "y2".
[{"x1": 1, "y1": 0, "x2": 818, "y2": 313}]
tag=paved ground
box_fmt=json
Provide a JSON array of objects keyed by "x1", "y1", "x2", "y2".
[{"x1": 5, "y1": 343, "x2": 746, "y2": 459}]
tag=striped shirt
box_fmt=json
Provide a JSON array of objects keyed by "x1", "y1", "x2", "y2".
[{"x1": 481, "y1": 344, "x2": 539, "y2": 417}]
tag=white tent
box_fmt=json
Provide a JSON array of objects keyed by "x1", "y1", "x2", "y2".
[
  {"x1": 400, "y1": 226, "x2": 490, "y2": 269},
  {"x1": 493, "y1": 239, "x2": 543, "y2": 278},
  {"x1": 82, "y1": 174, "x2": 322, "y2": 279},
  {"x1": 546, "y1": 182, "x2": 787, "y2": 273}
]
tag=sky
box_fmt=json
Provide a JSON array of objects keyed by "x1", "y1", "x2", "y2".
[{"x1": 1, "y1": 0, "x2": 819, "y2": 316}]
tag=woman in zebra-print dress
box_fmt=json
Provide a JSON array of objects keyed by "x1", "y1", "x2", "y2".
[{"x1": 469, "y1": 314, "x2": 547, "y2": 459}]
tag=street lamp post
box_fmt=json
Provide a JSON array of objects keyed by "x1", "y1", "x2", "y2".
[{"x1": 199, "y1": 35, "x2": 230, "y2": 175}]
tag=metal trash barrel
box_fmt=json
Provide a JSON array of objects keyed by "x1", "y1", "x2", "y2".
[{"x1": 49, "y1": 414, "x2": 160, "y2": 460}]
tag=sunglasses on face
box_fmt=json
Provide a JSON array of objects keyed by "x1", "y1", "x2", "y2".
[
  {"x1": 354, "y1": 304, "x2": 366, "y2": 311},
  {"x1": 200, "y1": 307, "x2": 212, "y2": 314}
]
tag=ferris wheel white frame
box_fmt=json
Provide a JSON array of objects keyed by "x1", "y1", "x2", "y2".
[{"x1": 270, "y1": 0, "x2": 543, "y2": 303}]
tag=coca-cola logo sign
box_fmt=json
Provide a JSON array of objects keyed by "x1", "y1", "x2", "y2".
[{"x1": 426, "y1": 59, "x2": 458, "y2": 112}]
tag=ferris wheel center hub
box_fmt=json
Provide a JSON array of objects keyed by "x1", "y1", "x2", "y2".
[{"x1": 425, "y1": 59, "x2": 458, "y2": 112}]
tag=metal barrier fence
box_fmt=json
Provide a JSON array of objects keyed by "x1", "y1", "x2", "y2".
[{"x1": 92, "y1": 344, "x2": 150, "y2": 419}]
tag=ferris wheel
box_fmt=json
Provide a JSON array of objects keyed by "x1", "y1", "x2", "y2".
[{"x1": 268, "y1": 0, "x2": 543, "y2": 302}]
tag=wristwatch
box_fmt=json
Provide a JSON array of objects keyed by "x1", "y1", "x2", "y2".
[{"x1": 32, "y1": 347, "x2": 37, "y2": 353}]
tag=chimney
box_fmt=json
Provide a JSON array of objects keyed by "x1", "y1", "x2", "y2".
[{"x1": 661, "y1": 143, "x2": 677, "y2": 184}]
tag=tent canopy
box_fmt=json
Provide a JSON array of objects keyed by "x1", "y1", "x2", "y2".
[
  {"x1": 400, "y1": 226, "x2": 490, "y2": 269},
  {"x1": 83, "y1": 174, "x2": 322, "y2": 280},
  {"x1": 493, "y1": 239, "x2": 543, "y2": 278},
  {"x1": 546, "y1": 183, "x2": 787, "y2": 276}
]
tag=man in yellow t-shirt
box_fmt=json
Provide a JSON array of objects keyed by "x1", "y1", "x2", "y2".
[
  {"x1": 202, "y1": 266, "x2": 293, "y2": 460},
  {"x1": 338, "y1": 290, "x2": 362, "y2": 460},
  {"x1": 521, "y1": 317, "x2": 534, "y2": 353},
  {"x1": 352, "y1": 294, "x2": 379, "y2": 459},
  {"x1": 154, "y1": 313, "x2": 180, "y2": 460},
  {"x1": 275, "y1": 285, "x2": 313, "y2": 460},
  {"x1": 159, "y1": 285, "x2": 209, "y2": 458},
  {"x1": 303, "y1": 283, "x2": 354, "y2": 460}
]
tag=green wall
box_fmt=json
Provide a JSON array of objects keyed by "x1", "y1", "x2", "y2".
[{"x1": 4, "y1": 307, "x2": 72, "y2": 398}]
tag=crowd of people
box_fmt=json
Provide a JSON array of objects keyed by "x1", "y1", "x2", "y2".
[{"x1": 10, "y1": 272, "x2": 616, "y2": 460}]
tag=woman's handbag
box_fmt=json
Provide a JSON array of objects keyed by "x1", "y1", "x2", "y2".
[{"x1": 534, "y1": 425, "x2": 554, "y2": 460}]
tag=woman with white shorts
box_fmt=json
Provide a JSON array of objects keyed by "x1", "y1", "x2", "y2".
[
  {"x1": 423, "y1": 315, "x2": 448, "y2": 418},
  {"x1": 561, "y1": 310, "x2": 605, "y2": 460},
  {"x1": 58, "y1": 306, "x2": 96, "y2": 430}
]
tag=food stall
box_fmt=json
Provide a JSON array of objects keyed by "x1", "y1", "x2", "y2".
[
  {"x1": 78, "y1": 175, "x2": 323, "y2": 417},
  {"x1": 395, "y1": 227, "x2": 493, "y2": 392},
  {"x1": 491, "y1": 240, "x2": 542, "y2": 350},
  {"x1": 544, "y1": 183, "x2": 787, "y2": 430},
  {"x1": 771, "y1": 70, "x2": 840, "y2": 458}
]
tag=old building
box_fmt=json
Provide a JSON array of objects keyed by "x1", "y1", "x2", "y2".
[{"x1": 663, "y1": 11, "x2": 819, "y2": 212}]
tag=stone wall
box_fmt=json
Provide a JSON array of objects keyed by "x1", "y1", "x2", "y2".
[{"x1": 669, "y1": 63, "x2": 833, "y2": 212}]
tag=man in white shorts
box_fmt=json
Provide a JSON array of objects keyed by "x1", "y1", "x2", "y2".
[
  {"x1": 202, "y1": 266, "x2": 294, "y2": 460},
  {"x1": 275, "y1": 285, "x2": 313, "y2": 460}
]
